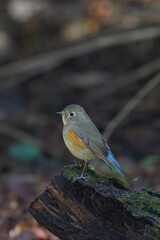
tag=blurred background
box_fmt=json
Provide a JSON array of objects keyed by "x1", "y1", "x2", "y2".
[{"x1": 0, "y1": 0, "x2": 160, "y2": 239}]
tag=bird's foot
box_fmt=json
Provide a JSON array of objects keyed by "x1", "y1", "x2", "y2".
[
  {"x1": 64, "y1": 163, "x2": 77, "y2": 169},
  {"x1": 72, "y1": 175, "x2": 90, "y2": 183},
  {"x1": 64, "y1": 160, "x2": 82, "y2": 169}
]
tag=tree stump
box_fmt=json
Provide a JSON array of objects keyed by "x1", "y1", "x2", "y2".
[{"x1": 29, "y1": 165, "x2": 160, "y2": 240}]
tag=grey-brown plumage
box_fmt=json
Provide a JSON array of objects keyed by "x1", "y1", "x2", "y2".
[{"x1": 57, "y1": 104, "x2": 126, "y2": 180}]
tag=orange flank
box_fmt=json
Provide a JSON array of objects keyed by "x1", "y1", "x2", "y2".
[{"x1": 68, "y1": 129, "x2": 86, "y2": 149}]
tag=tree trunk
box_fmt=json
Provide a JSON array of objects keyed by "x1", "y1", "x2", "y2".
[{"x1": 29, "y1": 165, "x2": 160, "y2": 240}]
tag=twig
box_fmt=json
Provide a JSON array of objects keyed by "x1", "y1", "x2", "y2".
[
  {"x1": 108, "y1": 58, "x2": 160, "y2": 94},
  {"x1": 89, "y1": 58, "x2": 160, "y2": 100},
  {"x1": 103, "y1": 71, "x2": 160, "y2": 139},
  {"x1": 1, "y1": 26, "x2": 160, "y2": 90}
]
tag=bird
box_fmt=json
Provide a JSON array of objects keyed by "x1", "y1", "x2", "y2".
[{"x1": 57, "y1": 104, "x2": 126, "y2": 181}]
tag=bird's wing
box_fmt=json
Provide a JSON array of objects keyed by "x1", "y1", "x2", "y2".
[
  {"x1": 73, "y1": 127, "x2": 112, "y2": 169},
  {"x1": 73, "y1": 127, "x2": 126, "y2": 177}
]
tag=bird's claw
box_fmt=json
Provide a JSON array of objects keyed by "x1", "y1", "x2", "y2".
[
  {"x1": 64, "y1": 164, "x2": 75, "y2": 169},
  {"x1": 72, "y1": 175, "x2": 90, "y2": 183}
]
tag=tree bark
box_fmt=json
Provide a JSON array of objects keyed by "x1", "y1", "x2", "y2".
[{"x1": 29, "y1": 165, "x2": 160, "y2": 240}]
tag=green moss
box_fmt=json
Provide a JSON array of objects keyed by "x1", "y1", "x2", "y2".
[
  {"x1": 64, "y1": 166, "x2": 83, "y2": 179},
  {"x1": 121, "y1": 191, "x2": 160, "y2": 215},
  {"x1": 63, "y1": 164, "x2": 105, "y2": 181},
  {"x1": 146, "y1": 226, "x2": 160, "y2": 238},
  {"x1": 86, "y1": 164, "x2": 108, "y2": 181},
  {"x1": 63, "y1": 164, "x2": 130, "y2": 190},
  {"x1": 106, "y1": 176, "x2": 130, "y2": 190},
  {"x1": 120, "y1": 190, "x2": 160, "y2": 237},
  {"x1": 146, "y1": 188, "x2": 160, "y2": 198}
]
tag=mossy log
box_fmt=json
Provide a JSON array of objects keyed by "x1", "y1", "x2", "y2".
[{"x1": 29, "y1": 165, "x2": 160, "y2": 240}]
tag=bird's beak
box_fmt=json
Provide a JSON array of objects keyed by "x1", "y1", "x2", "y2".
[{"x1": 56, "y1": 111, "x2": 64, "y2": 115}]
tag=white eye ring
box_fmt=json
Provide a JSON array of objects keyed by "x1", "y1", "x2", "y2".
[{"x1": 69, "y1": 112, "x2": 75, "y2": 117}]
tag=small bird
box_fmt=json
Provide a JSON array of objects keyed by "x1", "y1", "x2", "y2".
[{"x1": 57, "y1": 104, "x2": 126, "y2": 180}]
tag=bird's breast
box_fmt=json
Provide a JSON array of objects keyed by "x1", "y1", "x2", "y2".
[
  {"x1": 67, "y1": 129, "x2": 86, "y2": 148},
  {"x1": 63, "y1": 128, "x2": 96, "y2": 161}
]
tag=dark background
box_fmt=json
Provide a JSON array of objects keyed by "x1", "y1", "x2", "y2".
[{"x1": 0, "y1": 0, "x2": 160, "y2": 239}]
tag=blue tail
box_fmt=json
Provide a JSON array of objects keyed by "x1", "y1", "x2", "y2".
[{"x1": 107, "y1": 151, "x2": 126, "y2": 177}]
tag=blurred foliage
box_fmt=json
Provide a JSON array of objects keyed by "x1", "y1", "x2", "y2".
[
  {"x1": 132, "y1": 177, "x2": 138, "y2": 182},
  {"x1": 7, "y1": 141, "x2": 42, "y2": 162},
  {"x1": 140, "y1": 155, "x2": 160, "y2": 171}
]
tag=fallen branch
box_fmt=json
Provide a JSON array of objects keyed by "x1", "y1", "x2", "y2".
[
  {"x1": 1, "y1": 26, "x2": 160, "y2": 90},
  {"x1": 89, "y1": 57, "x2": 160, "y2": 100},
  {"x1": 29, "y1": 165, "x2": 160, "y2": 240}
]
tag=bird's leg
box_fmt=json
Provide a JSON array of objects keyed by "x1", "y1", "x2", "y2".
[
  {"x1": 72, "y1": 161, "x2": 89, "y2": 182},
  {"x1": 80, "y1": 161, "x2": 87, "y2": 177}
]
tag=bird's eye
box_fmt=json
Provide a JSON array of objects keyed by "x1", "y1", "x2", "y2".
[{"x1": 69, "y1": 112, "x2": 75, "y2": 117}]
